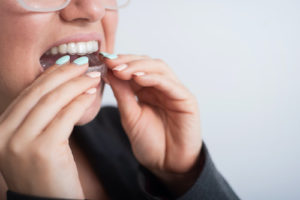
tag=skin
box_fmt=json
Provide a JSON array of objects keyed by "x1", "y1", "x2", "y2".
[{"x1": 0, "y1": 0, "x2": 203, "y2": 199}]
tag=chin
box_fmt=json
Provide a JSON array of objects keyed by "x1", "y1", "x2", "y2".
[{"x1": 75, "y1": 81, "x2": 105, "y2": 126}]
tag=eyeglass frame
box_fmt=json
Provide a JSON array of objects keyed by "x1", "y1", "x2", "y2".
[{"x1": 16, "y1": 0, "x2": 130, "y2": 12}]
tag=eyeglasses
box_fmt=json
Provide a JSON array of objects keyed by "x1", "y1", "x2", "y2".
[{"x1": 16, "y1": 0, "x2": 130, "y2": 12}]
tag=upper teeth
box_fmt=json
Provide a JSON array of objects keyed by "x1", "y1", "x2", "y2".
[{"x1": 46, "y1": 40, "x2": 99, "y2": 56}]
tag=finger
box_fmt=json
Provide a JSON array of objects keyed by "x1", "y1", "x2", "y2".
[
  {"x1": 39, "y1": 93, "x2": 96, "y2": 144},
  {"x1": 4, "y1": 63, "x2": 68, "y2": 119},
  {"x1": 107, "y1": 70, "x2": 142, "y2": 127},
  {"x1": 110, "y1": 59, "x2": 174, "y2": 81},
  {"x1": 14, "y1": 72, "x2": 100, "y2": 142},
  {"x1": 0, "y1": 61, "x2": 89, "y2": 134},
  {"x1": 37, "y1": 61, "x2": 66, "y2": 78},
  {"x1": 133, "y1": 73, "x2": 198, "y2": 114},
  {"x1": 100, "y1": 53, "x2": 149, "y2": 68},
  {"x1": 132, "y1": 72, "x2": 191, "y2": 101}
]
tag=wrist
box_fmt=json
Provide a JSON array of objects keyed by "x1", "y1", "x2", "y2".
[{"x1": 151, "y1": 149, "x2": 205, "y2": 197}]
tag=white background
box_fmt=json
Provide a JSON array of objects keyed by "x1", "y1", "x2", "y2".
[{"x1": 101, "y1": 1, "x2": 300, "y2": 199}]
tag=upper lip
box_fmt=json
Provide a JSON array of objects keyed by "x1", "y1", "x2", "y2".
[{"x1": 41, "y1": 32, "x2": 102, "y2": 56}]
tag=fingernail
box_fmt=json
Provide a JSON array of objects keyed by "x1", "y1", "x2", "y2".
[
  {"x1": 85, "y1": 88, "x2": 97, "y2": 95},
  {"x1": 113, "y1": 64, "x2": 127, "y2": 71},
  {"x1": 86, "y1": 71, "x2": 101, "y2": 78},
  {"x1": 100, "y1": 52, "x2": 118, "y2": 60},
  {"x1": 73, "y1": 56, "x2": 89, "y2": 66},
  {"x1": 133, "y1": 72, "x2": 145, "y2": 76},
  {"x1": 56, "y1": 55, "x2": 70, "y2": 65}
]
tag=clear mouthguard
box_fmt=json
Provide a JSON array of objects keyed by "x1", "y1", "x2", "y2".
[
  {"x1": 40, "y1": 53, "x2": 107, "y2": 77},
  {"x1": 85, "y1": 54, "x2": 107, "y2": 77}
]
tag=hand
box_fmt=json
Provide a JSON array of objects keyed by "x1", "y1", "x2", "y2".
[
  {"x1": 0, "y1": 61, "x2": 100, "y2": 198},
  {"x1": 102, "y1": 54, "x2": 202, "y2": 195}
]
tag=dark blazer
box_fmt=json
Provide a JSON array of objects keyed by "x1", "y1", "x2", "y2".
[{"x1": 7, "y1": 106, "x2": 239, "y2": 200}]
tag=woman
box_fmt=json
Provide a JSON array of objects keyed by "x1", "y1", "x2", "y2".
[{"x1": 0, "y1": 0, "x2": 239, "y2": 199}]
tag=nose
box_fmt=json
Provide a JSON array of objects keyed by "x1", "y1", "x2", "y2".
[{"x1": 59, "y1": 0, "x2": 105, "y2": 23}]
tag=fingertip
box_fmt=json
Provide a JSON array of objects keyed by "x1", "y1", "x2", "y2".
[
  {"x1": 99, "y1": 52, "x2": 120, "y2": 67},
  {"x1": 100, "y1": 54, "x2": 145, "y2": 69},
  {"x1": 133, "y1": 72, "x2": 146, "y2": 77},
  {"x1": 56, "y1": 55, "x2": 71, "y2": 66},
  {"x1": 99, "y1": 52, "x2": 119, "y2": 60}
]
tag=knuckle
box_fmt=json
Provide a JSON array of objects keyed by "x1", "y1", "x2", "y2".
[
  {"x1": 6, "y1": 138, "x2": 23, "y2": 156},
  {"x1": 56, "y1": 107, "x2": 71, "y2": 121},
  {"x1": 40, "y1": 91, "x2": 60, "y2": 105},
  {"x1": 21, "y1": 84, "x2": 33, "y2": 96},
  {"x1": 29, "y1": 84, "x2": 46, "y2": 98},
  {"x1": 30, "y1": 143, "x2": 51, "y2": 161},
  {"x1": 55, "y1": 65, "x2": 69, "y2": 74},
  {"x1": 60, "y1": 99, "x2": 83, "y2": 118},
  {"x1": 68, "y1": 98, "x2": 85, "y2": 113},
  {"x1": 55, "y1": 104, "x2": 82, "y2": 126}
]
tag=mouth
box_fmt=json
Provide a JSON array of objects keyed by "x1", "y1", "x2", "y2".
[{"x1": 40, "y1": 39, "x2": 107, "y2": 76}]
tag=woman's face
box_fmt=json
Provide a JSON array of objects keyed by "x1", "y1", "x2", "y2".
[{"x1": 0, "y1": 0, "x2": 118, "y2": 125}]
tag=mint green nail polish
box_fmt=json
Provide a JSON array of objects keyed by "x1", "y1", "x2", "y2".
[
  {"x1": 100, "y1": 52, "x2": 109, "y2": 56},
  {"x1": 73, "y1": 56, "x2": 89, "y2": 65},
  {"x1": 56, "y1": 55, "x2": 70, "y2": 65},
  {"x1": 100, "y1": 52, "x2": 118, "y2": 59}
]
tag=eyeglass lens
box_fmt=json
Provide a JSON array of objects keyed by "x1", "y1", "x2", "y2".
[{"x1": 22, "y1": 0, "x2": 128, "y2": 10}]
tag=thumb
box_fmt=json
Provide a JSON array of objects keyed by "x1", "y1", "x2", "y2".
[{"x1": 106, "y1": 70, "x2": 142, "y2": 130}]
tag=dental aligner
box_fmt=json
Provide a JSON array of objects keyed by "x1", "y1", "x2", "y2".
[
  {"x1": 85, "y1": 54, "x2": 107, "y2": 77},
  {"x1": 40, "y1": 53, "x2": 107, "y2": 77}
]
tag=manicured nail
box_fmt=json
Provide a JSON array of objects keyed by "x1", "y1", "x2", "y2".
[
  {"x1": 133, "y1": 72, "x2": 145, "y2": 76},
  {"x1": 86, "y1": 71, "x2": 101, "y2": 78},
  {"x1": 100, "y1": 52, "x2": 118, "y2": 60},
  {"x1": 73, "y1": 56, "x2": 89, "y2": 66},
  {"x1": 56, "y1": 55, "x2": 70, "y2": 65},
  {"x1": 113, "y1": 64, "x2": 127, "y2": 71},
  {"x1": 85, "y1": 88, "x2": 97, "y2": 95}
]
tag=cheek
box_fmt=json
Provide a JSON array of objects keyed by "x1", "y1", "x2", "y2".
[
  {"x1": 102, "y1": 12, "x2": 118, "y2": 53},
  {"x1": 0, "y1": 14, "x2": 49, "y2": 100},
  {"x1": 0, "y1": 7, "x2": 118, "y2": 107},
  {"x1": 0, "y1": 53, "x2": 41, "y2": 102}
]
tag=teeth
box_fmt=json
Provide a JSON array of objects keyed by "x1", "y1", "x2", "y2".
[
  {"x1": 67, "y1": 43, "x2": 77, "y2": 55},
  {"x1": 86, "y1": 41, "x2": 93, "y2": 54},
  {"x1": 77, "y1": 42, "x2": 87, "y2": 55},
  {"x1": 58, "y1": 44, "x2": 67, "y2": 54},
  {"x1": 47, "y1": 40, "x2": 99, "y2": 55},
  {"x1": 51, "y1": 46, "x2": 58, "y2": 55},
  {"x1": 92, "y1": 42, "x2": 98, "y2": 52}
]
